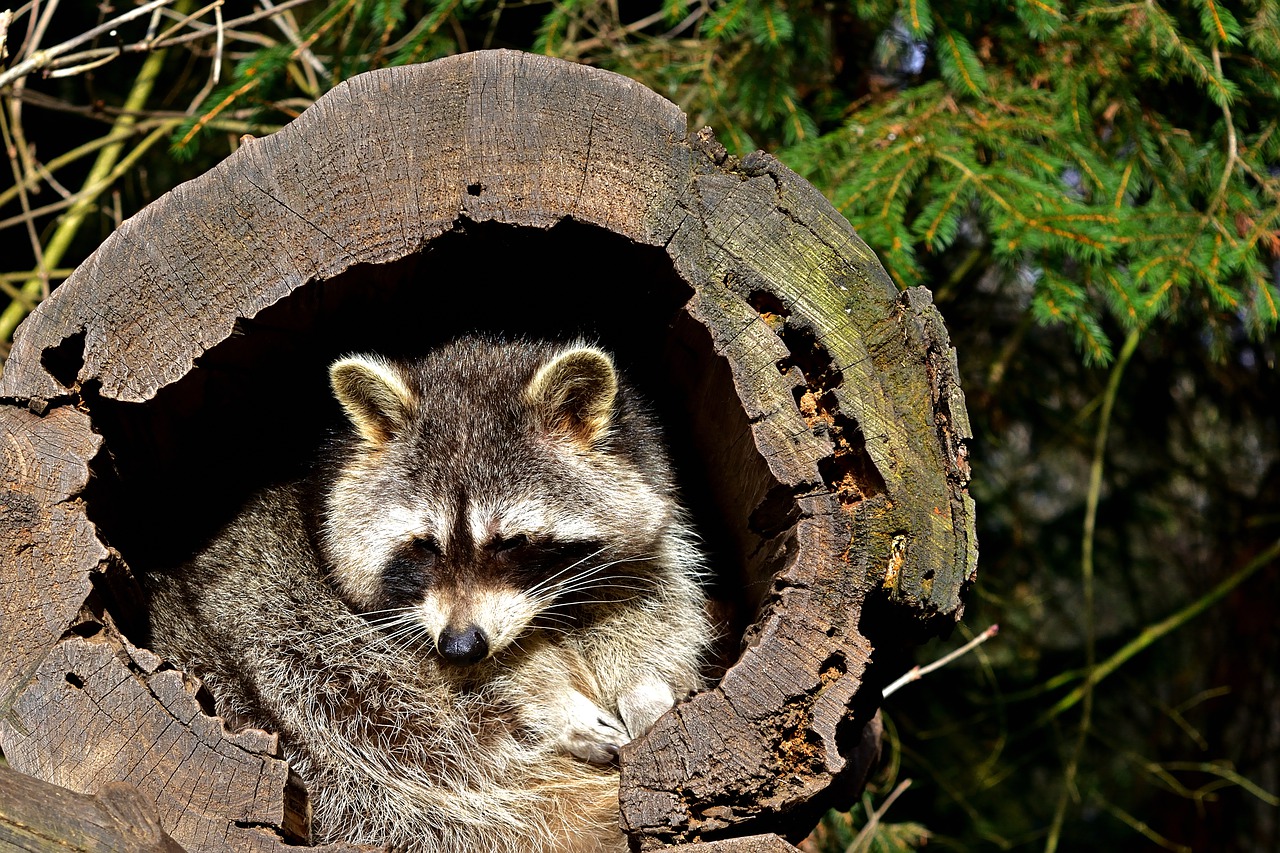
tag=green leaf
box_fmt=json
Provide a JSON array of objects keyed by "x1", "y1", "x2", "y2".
[
  {"x1": 702, "y1": 0, "x2": 750, "y2": 39},
  {"x1": 1247, "y1": 0, "x2": 1280, "y2": 62},
  {"x1": 1191, "y1": 0, "x2": 1243, "y2": 45},
  {"x1": 1014, "y1": 0, "x2": 1064, "y2": 40},
  {"x1": 900, "y1": 0, "x2": 935, "y2": 37},
  {"x1": 749, "y1": 1, "x2": 795, "y2": 47},
  {"x1": 1033, "y1": 266, "x2": 1115, "y2": 364},
  {"x1": 912, "y1": 177, "x2": 975, "y2": 251},
  {"x1": 936, "y1": 27, "x2": 988, "y2": 96}
]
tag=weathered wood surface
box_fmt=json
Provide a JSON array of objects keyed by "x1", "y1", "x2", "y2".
[
  {"x1": 0, "y1": 762, "x2": 186, "y2": 852},
  {"x1": 0, "y1": 49, "x2": 973, "y2": 849}
]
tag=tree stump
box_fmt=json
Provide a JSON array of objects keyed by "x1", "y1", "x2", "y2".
[{"x1": 0, "y1": 50, "x2": 975, "y2": 851}]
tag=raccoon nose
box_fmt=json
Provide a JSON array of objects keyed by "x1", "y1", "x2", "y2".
[{"x1": 438, "y1": 625, "x2": 489, "y2": 665}]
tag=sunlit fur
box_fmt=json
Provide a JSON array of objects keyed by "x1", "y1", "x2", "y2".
[{"x1": 144, "y1": 337, "x2": 712, "y2": 852}]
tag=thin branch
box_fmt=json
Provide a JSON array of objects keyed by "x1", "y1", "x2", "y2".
[
  {"x1": 882, "y1": 624, "x2": 1000, "y2": 698},
  {"x1": 1043, "y1": 536, "x2": 1280, "y2": 722},
  {"x1": 1044, "y1": 326, "x2": 1141, "y2": 853},
  {"x1": 46, "y1": 47, "x2": 122, "y2": 78},
  {"x1": 151, "y1": 0, "x2": 224, "y2": 47},
  {"x1": 25, "y1": 0, "x2": 61, "y2": 62},
  {"x1": 1091, "y1": 793, "x2": 1192, "y2": 853},
  {"x1": 0, "y1": 0, "x2": 175, "y2": 91},
  {"x1": 1, "y1": 96, "x2": 49, "y2": 299},
  {"x1": 0, "y1": 28, "x2": 176, "y2": 340},
  {"x1": 148, "y1": 0, "x2": 317, "y2": 50},
  {"x1": 845, "y1": 778, "x2": 914, "y2": 853},
  {"x1": 1208, "y1": 44, "x2": 1237, "y2": 214},
  {"x1": 259, "y1": 0, "x2": 326, "y2": 82}
]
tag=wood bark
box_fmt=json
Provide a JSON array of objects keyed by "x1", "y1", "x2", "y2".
[
  {"x1": 0, "y1": 762, "x2": 186, "y2": 852},
  {"x1": 0, "y1": 49, "x2": 974, "y2": 850}
]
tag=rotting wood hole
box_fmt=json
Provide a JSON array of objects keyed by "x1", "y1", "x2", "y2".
[
  {"x1": 747, "y1": 484, "x2": 801, "y2": 539},
  {"x1": 70, "y1": 621, "x2": 103, "y2": 639},
  {"x1": 748, "y1": 290, "x2": 789, "y2": 335},
  {"x1": 192, "y1": 683, "x2": 219, "y2": 720},
  {"x1": 41, "y1": 328, "x2": 87, "y2": 390},
  {"x1": 777, "y1": 704, "x2": 823, "y2": 775},
  {"x1": 749, "y1": 299, "x2": 887, "y2": 513},
  {"x1": 65, "y1": 672, "x2": 84, "y2": 689},
  {"x1": 466, "y1": 182, "x2": 483, "y2": 195},
  {"x1": 819, "y1": 651, "x2": 846, "y2": 687}
]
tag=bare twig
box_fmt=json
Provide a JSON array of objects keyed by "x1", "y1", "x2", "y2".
[
  {"x1": 1043, "y1": 537, "x2": 1280, "y2": 722},
  {"x1": 0, "y1": 20, "x2": 177, "y2": 340},
  {"x1": 882, "y1": 624, "x2": 999, "y2": 699},
  {"x1": 46, "y1": 48, "x2": 122, "y2": 78},
  {"x1": 0, "y1": 0, "x2": 175, "y2": 91},
  {"x1": 1090, "y1": 793, "x2": 1192, "y2": 853},
  {"x1": 151, "y1": 0, "x2": 225, "y2": 48},
  {"x1": 1044, "y1": 326, "x2": 1140, "y2": 853},
  {"x1": 25, "y1": 0, "x2": 62, "y2": 62},
  {"x1": 149, "y1": 0, "x2": 316, "y2": 50},
  {"x1": 1208, "y1": 45, "x2": 1238, "y2": 215},
  {"x1": 185, "y1": 1, "x2": 226, "y2": 112},
  {"x1": 844, "y1": 779, "x2": 914, "y2": 853},
  {"x1": 260, "y1": 0, "x2": 326, "y2": 81},
  {"x1": 1, "y1": 98, "x2": 49, "y2": 298}
]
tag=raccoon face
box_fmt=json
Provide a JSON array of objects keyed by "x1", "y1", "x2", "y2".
[{"x1": 320, "y1": 339, "x2": 673, "y2": 665}]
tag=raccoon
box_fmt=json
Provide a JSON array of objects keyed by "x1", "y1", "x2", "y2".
[{"x1": 143, "y1": 336, "x2": 712, "y2": 853}]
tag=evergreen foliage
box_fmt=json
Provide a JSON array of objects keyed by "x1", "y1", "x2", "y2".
[{"x1": 782, "y1": 0, "x2": 1280, "y2": 364}]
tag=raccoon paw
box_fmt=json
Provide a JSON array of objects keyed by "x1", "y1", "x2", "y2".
[
  {"x1": 617, "y1": 680, "x2": 676, "y2": 739},
  {"x1": 561, "y1": 721, "x2": 627, "y2": 766},
  {"x1": 559, "y1": 690, "x2": 629, "y2": 766}
]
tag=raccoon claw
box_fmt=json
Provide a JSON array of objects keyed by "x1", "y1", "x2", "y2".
[{"x1": 561, "y1": 716, "x2": 628, "y2": 766}]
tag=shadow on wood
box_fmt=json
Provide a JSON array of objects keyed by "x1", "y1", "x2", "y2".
[{"x1": 0, "y1": 49, "x2": 974, "y2": 851}]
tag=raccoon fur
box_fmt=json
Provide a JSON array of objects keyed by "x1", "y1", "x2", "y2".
[{"x1": 143, "y1": 336, "x2": 712, "y2": 852}]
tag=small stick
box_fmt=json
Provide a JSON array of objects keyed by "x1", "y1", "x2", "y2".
[
  {"x1": 844, "y1": 778, "x2": 913, "y2": 853},
  {"x1": 0, "y1": 0, "x2": 175, "y2": 91},
  {"x1": 882, "y1": 624, "x2": 999, "y2": 699}
]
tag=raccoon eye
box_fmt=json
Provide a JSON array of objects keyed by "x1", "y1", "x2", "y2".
[
  {"x1": 494, "y1": 533, "x2": 529, "y2": 553},
  {"x1": 411, "y1": 535, "x2": 441, "y2": 557}
]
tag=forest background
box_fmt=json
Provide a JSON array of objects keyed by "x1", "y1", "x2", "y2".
[{"x1": 1, "y1": 1, "x2": 1277, "y2": 850}]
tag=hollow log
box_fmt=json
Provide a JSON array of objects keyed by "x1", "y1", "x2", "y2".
[{"x1": 0, "y1": 50, "x2": 974, "y2": 850}]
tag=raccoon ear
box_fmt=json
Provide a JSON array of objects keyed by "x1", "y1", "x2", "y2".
[
  {"x1": 330, "y1": 355, "x2": 417, "y2": 444},
  {"x1": 526, "y1": 345, "x2": 618, "y2": 446}
]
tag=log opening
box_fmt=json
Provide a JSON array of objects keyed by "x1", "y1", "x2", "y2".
[{"x1": 82, "y1": 218, "x2": 786, "y2": 660}]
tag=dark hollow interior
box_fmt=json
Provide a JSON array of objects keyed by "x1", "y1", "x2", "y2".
[{"x1": 81, "y1": 219, "x2": 789, "y2": 665}]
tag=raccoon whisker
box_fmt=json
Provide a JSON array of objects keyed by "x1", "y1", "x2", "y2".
[
  {"x1": 317, "y1": 621, "x2": 402, "y2": 651},
  {"x1": 376, "y1": 617, "x2": 432, "y2": 652},
  {"x1": 321, "y1": 609, "x2": 421, "y2": 648},
  {"x1": 384, "y1": 630, "x2": 433, "y2": 660},
  {"x1": 520, "y1": 547, "x2": 612, "y2": 600},
  {"x1": 524, "y1": 558, "x2": 655, "y2": 604},
  {"x1": 541, "y1": 575, "x2": 654, "y2": 599},
  {"x1": 529, "y1": 623, "x2": 572, "y2": 638},
  {"x1": 549, "y1": 573, "x2": 652, "y2": 592},
  {"x1": 344, "y1": 625, "x2": 414, "y2": 656},
  {"x1": 534, "y1": 610, "x2": 575, "y2": 624},
  {"x1": 559, "y1": 554, "x2": 655, "y2": 581},
  {"x1": 320, "y1": 607, "x2": 419, "y2": 640},
  {"x1": 542, "y1": 596, "x2": 643, "y2": 611},
  {"x1": 356, "y1": 605, "x2": 424, "y2": 618},
  {"x1": 537, "y1": 589, "x2": 651, "y2": 612},
  {"x1": 335, "y1": 613, "x2": 428, "y2": 654}
]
